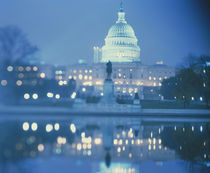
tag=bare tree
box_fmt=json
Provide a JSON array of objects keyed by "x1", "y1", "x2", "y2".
[{"x1": 0, "y1": 25, "x2": 38, "y2": 63}]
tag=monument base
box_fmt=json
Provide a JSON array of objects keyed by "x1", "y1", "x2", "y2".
[
  {"x1": 133, "y1": 99, "x2": 141, "y2": 108},
  {"x1": 101, "y1": 79, "x2": 115, "y2": 103}
]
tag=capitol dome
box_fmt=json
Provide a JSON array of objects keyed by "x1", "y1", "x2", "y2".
[{"x1": 100, "y1": 5, "x2": 141, "y2": 63}]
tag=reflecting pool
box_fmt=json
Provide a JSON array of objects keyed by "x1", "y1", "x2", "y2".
[{"x1": 0, "y1": 116, "x2": 209, "y2": 173}]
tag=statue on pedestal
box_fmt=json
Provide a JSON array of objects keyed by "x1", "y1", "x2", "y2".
[
  {"x1": 102, "y1": 61, "x2": 114, "y2": 103},
  {"x1": 106, "y1": 61, "x2": 112, "y2": 80}
]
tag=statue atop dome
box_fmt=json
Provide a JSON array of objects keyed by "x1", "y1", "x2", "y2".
[
  {"x1": 120, "y1": 0, "x2": 124, "y2": 12},
  {"x1": 117, "y1": 0, "x2": 126, "y2": 24}
]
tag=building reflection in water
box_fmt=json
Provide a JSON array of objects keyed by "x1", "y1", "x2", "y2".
[{"x1": 0, "y1": 117, "x2": 209, "y2": 173}]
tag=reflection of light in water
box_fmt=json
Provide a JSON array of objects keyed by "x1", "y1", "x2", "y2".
[
  {"x1": 116, "y1": 134, "x2": 120, "y2": 138},
  {"x1": 122, "y1": 131, "x2": 126, "y2": 137},
  {"x1": 82, "y1": 136, "x2": 92, "y2": 144},
  {"x1": 31, "y1": 122, "x2": 38, "y2": 131},
  {"x1": 57, "y1": 136, "x2": 66, "y2": 145},
  {"x1": 83, "y1": 143, "x2": 87, "y2": 149},
  {"x1": 81, "y1": 132, "x2": 85, "y2": 138},
  {"x1": 159, "y1": 139, "x2": 162, "y2": 144},
  {"x1": 148, "y1": 138, "x2": 152, "y2": 145},
  {"x1": 71, "y1": 92, "x2": 77, "y2": 99},
  {"x1": 125, "y1": 139, "x2": 128, "y2": 145},
  {"x1": 46, "y1": 124, "x2": 53, "y2": 132},
  {"x1": 204, "y1": 154, "x2": 207, "y2": 159},
  {"x1": 99, "y1": 162, "x2": 138, "y2": 173},
  {"x1": 70, "y1": 123, "x2": 76, "y2": 133},
  {"x1": 153, "y1": 138, "x2": 156, "y2": 144},
  {"x1": 72, "y1": 143, "x2": 76, "y2": 148},
  {"x1": 113, "y1": 139, "x2": 118, "y2": 145},
  {"x1": 47, "y1": 92, "x2": 54, "y2": 98},
  {"x1": 128, "y1": 128, "x2": 133, "y2": 138},
  {"x1": 192, "y1": 126, "x2": 194, "y2": 131},
  {"x1": 83, "y1": 150, "x2": 91, "y2": 156},
  {"x1": 94, "y1": 138, "x2": 102, "y2": 145},
  {"x1": 131, "y1": 139, "x2": 134, "y2": 145},
  {"x1": 118, "y1": 139, "x2": 122, "y2": 145},
  {"x1": 158, "y1": 128, "x2": 161, "y2": 134},
  {"x1": 22, "y1": 122, "x2": 30, "y2": 131},
  {"x1": 77, "y1": 143, "x2": 82, "y2": 151},
  {"x1": 55, "y1": 94, "x2": 60, "y2": 99},
  {"x1": 18, "y1": 119, "x2": 207, "y2": 165},
  {"x1": 87, "y1": 150, "x2": 91, "y2": 156},
  {"x1": 87, "y1": 143, "x2": 92, "y2": 149},
  {"x1": 200, "y1": 126, "x2": 203, "y2": 132},
  {"x1": 55, "y1": 148, "x2": 62, "y2": 154},
  {"x1": 54, "y1": 123, "x2": 60, "y2": 131}
]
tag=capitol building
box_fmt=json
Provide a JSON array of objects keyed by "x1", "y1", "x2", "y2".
[
  {"x1": 6, "y1": 4, "x2": 175, "y2": 101},
  {"x1": 57, "y1": 4, "x2": 175, "y2": 100}
]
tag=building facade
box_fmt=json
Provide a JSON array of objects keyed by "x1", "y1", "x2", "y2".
[
  {"x1": 61, "y1": 4, "x2": 175, "y2": 100},
  {"x1": 53, "y1": 62, "x2": 175, "y2": 100},
  {"x1": 0, "y1": 4, "x2": 176, "y2": 102}
]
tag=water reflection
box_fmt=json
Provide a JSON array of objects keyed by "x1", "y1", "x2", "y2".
[{"x1": 0, "y1": 117, "x2": 209, "y2": 173}]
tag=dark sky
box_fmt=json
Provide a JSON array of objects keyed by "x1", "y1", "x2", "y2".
[{"x1": 0, "y1": 0, "x2": 209, "y2": 66}]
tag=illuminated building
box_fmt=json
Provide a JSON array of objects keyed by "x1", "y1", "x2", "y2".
[
  {"x1": 0, "y1": 3, "x2": 176, "y2": 101},
  {"x1": 94, "y1": 3, "x2": 140, "y2": 63},
  {"x1": 62, "y1": 62, "x2": 175, "y2": 99}
]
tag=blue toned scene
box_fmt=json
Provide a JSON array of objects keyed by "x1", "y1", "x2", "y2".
[{"x1": 0, "y1": 0, "x2": 210, "y2": 172}]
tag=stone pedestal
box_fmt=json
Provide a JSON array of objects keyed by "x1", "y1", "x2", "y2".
[
  {"x1": 133, "y1": 92, "x2": 141, "y2": 108},
  {"x1": 101, "y1": 79, "x2": 115, "y2": 103}
]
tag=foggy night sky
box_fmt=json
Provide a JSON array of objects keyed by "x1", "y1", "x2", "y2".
[{"x1": 0, "y1": 0, "x2": 209, "y2": 66}]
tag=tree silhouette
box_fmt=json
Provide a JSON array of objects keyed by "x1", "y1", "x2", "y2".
[
  {"x1": 174, "y1": 68, "x2": 203, "y2": 108},
  {"x1": 160, "y1": 77, "x2": 177, "y2": 100},
  {"x1": 0, "y1": 25, "x2": 38, "y2": 64}
]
